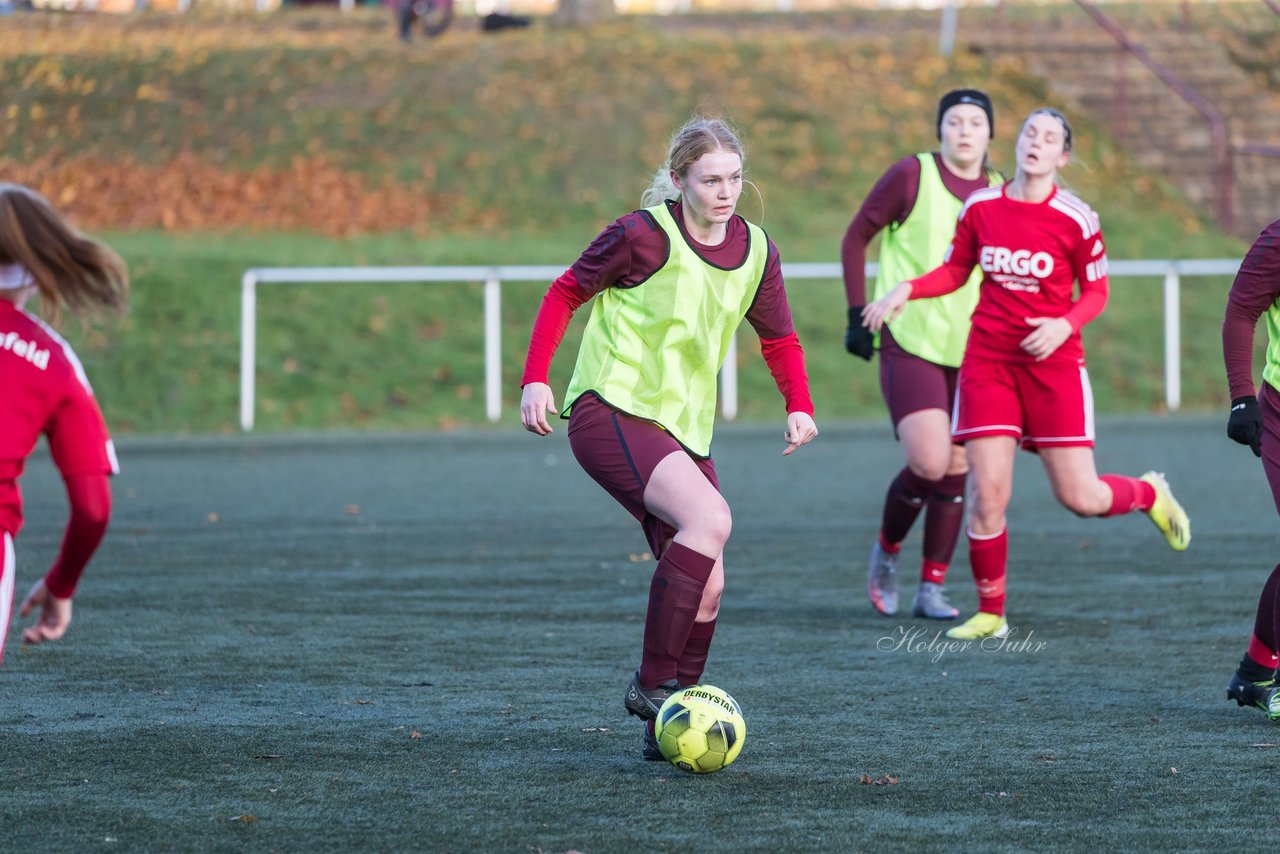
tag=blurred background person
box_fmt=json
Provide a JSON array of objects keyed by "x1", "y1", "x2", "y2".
[
  {"x1": 842, "y1": 89, "x2": 1002, "y2": 621},
  {"x1": 1221, "y1": 218, "x2": 1280, "y2": 719},
  {"x1": 863, "y1": 109, "x2": 1190, "y2": 641},
  {"x1": 0, "y1": 183, "x2": 127, "y2": 666}
]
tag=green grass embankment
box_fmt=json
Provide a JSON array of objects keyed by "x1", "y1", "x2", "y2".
[{"x1": 0, "y1": 10, "x2": 1255, "y2": 433}]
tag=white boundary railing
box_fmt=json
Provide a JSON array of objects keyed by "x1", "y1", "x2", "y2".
[{"x1": 239, "y1": 258, "x2": 1242, "y2": 431}]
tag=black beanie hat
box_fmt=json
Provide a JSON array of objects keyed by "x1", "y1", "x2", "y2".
[{"x1": 936, "y1": 89, "x2": 994, "y2": 140}]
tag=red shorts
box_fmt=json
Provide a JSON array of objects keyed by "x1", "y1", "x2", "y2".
[
  {"x1": 0, "y1": 532, "x2": 13, "y2": 668},
  {"x1": 879, "y1": 326, "x2": 959, "y2": 433},
  {"x1": 566, "y1": 393, "x2": 719, "y2": 558},
  {"x1": 952, "y1": 356, "x2": 1095, "y2": 451}
]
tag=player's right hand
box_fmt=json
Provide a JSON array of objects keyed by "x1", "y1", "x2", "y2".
[
  {"x1": 520, "y1": 382, "x2": 558, "y2": 436},
  {"x1": 1227, "y1": 394, "x2": 1262, "y2": 457},
  {"x1": 844, "y1": 306, "x2": 874, "y2": 361}
]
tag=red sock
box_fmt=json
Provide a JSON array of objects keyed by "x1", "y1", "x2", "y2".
[
  {"x1": 968, "y1": 529, "x2": 1007, "y2": 615},
  {"x1": 1249, "y1": 561, "x2": 1280, "y2": 670},
  {"x1": 1247, "y1": 634, "x2": 1279, "y2": 672},
  {"x1": 638, "y1": 542, "x2": 716, "y2": 689},
  {"x1": 921, "y1": 559, "x2": 948, "y2": 585},
  {"x1": 676, "y1": 618, "x2": 716, "y2": 687},
  {"x1": 878, "y1": 531, "x2": 902, "y2": 555},
  {"x1": 1099, "y1": 474, "x2": 1156, "y2": 516}
]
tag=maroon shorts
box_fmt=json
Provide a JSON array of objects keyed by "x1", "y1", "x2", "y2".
[
  {"x1": 566, "y1": 393, "x2": 719, "y2": 558},
  {"x1": 953, "y1": 355, "x2": 1095, "y2": 451},
  {"x1": 879, "y1": 326, "x2": 959, "y2": 433},
  {"x1": 1260, "y1": 382, "x2": 1280, "y2": 515}
]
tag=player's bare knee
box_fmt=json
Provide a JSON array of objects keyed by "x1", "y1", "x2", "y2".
[
  {"x1": 677, "y1": 504, "x2": 731, "y2": 556},
  {"x1": 700, "y1": 502, "x2": 732, "y2": 550},
  {"x1": 908, "y1": 457, "x2": 949, "y2": 482}
]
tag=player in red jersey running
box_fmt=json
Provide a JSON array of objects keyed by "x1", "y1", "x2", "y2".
[
  {"x1": 843, "y1": 89, "x2": 1001, "y2": 621},
  {"x1": 1220, "y1": 218, "x2": 1280, "y2": 718},
  {"x1": 520, "y1": 117, "x2": 818, "y2": 759},
  {"x1": 864, "y1": 108, "x2": 1190, "y2": 640},
  {"x1": 0, "y1": 184, "x2": 127, "y2": 667}
]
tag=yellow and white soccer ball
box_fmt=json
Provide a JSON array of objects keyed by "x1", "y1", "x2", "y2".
[{"x1": 654, "y1": 684, "x2": 746, "y2": 774}]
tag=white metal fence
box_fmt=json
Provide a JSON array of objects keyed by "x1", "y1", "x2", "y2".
[{"x1": 239, "y1": 258, "x2": 1242, "y2": 431}]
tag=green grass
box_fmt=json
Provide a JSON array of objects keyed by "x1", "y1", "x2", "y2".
[
  {"x1": 71, "y1": 227, "x2": 1252, "y2": 435},
  {"x1": 0, "y1": 9, "x2": 1262, "y2": 433},
  {"x1": 2, "y1": 417, "x2": 1276, "y2": 849}
]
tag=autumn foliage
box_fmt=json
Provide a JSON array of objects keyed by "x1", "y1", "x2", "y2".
[{"x1": 0, "y1": 152, "x2": 441, "y2": 236}]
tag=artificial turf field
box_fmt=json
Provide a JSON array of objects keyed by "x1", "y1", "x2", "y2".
[{"x1": 2, "y1": 415, "x2": 1277, "y2": 851}]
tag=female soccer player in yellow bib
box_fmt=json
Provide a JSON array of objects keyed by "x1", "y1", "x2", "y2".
[{"x1": 520, "y1": 117, "x2": 818, "y2": 759}]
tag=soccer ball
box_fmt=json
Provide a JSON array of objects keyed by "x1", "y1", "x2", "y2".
[{"x1": 654, "y1": 684, "x2": 746, "y2": 774}]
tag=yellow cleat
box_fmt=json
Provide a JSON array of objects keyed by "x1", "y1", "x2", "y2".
[
  {"x1": 1141, "y1": 471, "x2": 1190, "y2": 551},
  {"x1": 945, "y1": 611, "x2": 1009, "y2": 640}
]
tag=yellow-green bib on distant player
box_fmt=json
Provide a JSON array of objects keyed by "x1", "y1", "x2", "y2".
[
  {"x1": 872, "y1": 153, "x2": 1001, "y2": 367},
  {"x1": 564, "y1": 200, "x2": 768, "y2": 457},
  {"x1": 1264, "y1": 301, "x2": 1280, "y2": 393}
]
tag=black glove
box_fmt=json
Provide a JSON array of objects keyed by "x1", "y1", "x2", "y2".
[
  {"x1": 845, "y1": 306, "x2": 875, "y2": 361},
  {"x1": 1227, "y1": 394, "x2": 1263, "y2": 457}
]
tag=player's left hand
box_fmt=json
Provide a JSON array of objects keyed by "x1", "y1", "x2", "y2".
[
  {"x1": 1020, "y1": 316, "x2": 1073, "y2": 361},
  {"x1": 783, "y1": 411, "x2": 818, "y2": 456},
  {"x1": 1227, "y1": 394, "x2": 1263, "y2": 457},
  {"x1": 17, "y1": 579, "x2": 73, "y2": 645},
  {"x1": 845, "y1": 307, "x2": 875, "y2": 360}
]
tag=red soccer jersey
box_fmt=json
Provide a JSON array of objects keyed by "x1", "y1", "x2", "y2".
[
  {"x1": 0, "y1": 301, "x2": 117, "y2": 537},
  {"x1": 909, "y1": 183, "x2": 1109, "y2": 365}
]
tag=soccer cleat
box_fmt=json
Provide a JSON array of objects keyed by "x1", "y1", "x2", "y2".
[
  {"x1": 642, "y1": 728, "x2": 665, "y2": 761},
  {"x1": 1226, "y1": 671, "x2": 1280, "y2": 720},
  {"x1": 912, "y1": 582, "x2": 960, "y2": 620},
  {"x1": 624, "y1": 672, "x2": 677, "y2": 721},
  {"x1": 944, "y1": 611, "x2": 1009, "y2": 640},
  {"x1": 1140, "y1": 471, "x2": 1191, "y2": 551},
  {"x1": 867, "y1": 542, "x2": 899, "y2": 616}
]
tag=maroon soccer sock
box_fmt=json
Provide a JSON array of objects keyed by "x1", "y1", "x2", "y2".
[
  {"x1": 1099, "y1": 474, "x2": 1156, "y2": 516},
  {"x1": 921, "y1": 472, "x2": 965, "y2": 582},
  {"x1": 880, "y1": 467, "x2": 933, "y2": 547},
  {"x1": 638, "y1": 542, "x2": 716, "y2": 689},
  {"x1": 676, "y1": 618, "x2": 717, "y2": 687},
  {"x1": 968, "y1": 529, "x2": 1008, "y2": 616}
]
